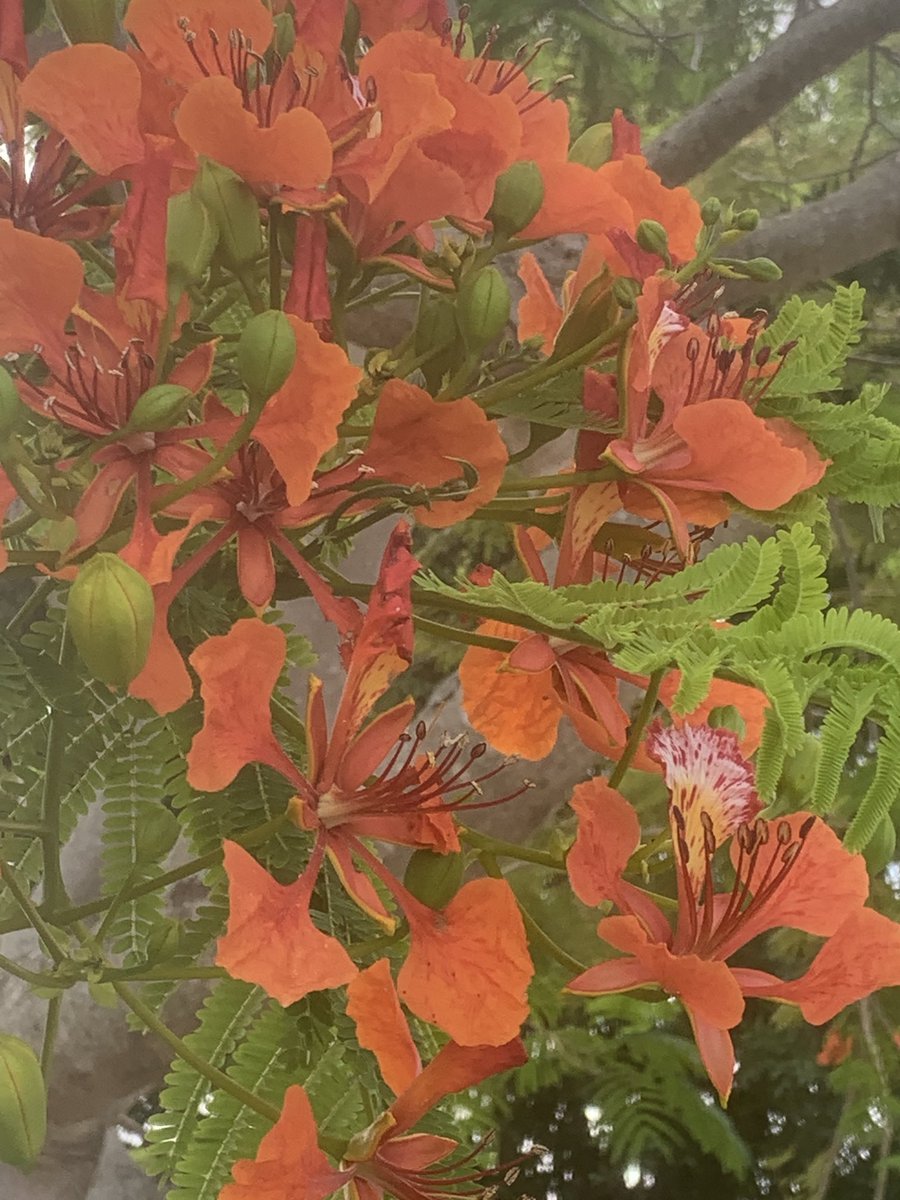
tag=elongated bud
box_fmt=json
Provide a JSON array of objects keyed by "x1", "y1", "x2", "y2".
[
  {"x1": 568, "y1": 122, "x2": 612, "y2": 168},
  {"x1": 195, "y1": 161, "x2": 262, "y2": 271},
  {"x1": 68, "y1": 554, "x2": 155, "y2": 686},
  {"x1": 237, "y1": 310, "x2": 297, "y2": 404},
  {"x1": 488, "y1": 161, "x2": 545, "y2": 237},
  {"x1": 612, "y1": 277, "x2": 640, "y2": 307},
  {"x1": 636, "y1": 219, "x2": 670, "y2": 263},
  {"x1": 0, "y1": 367, "x2": 24, "y2": 440},
  {"x1": 553, "y1": 271, "x2": 618, "y2": 359},
  {"x1": 734, "y1": 208, "x2": 760, "y2": 232},
  {"x1": 124, "y1": 384, "x2": 193, "y2": 434},
  {"x1": 779, "y1": 735, "x2": 821, "y2": 804},
  {"x1": 273, "y1": 11, "x2": 295, "y2": 56},
  {"x1": 134, "y1": 804, "x2": 180, "y2": 863},
  {"x1": 0, "y1": 1035, "x2": 47, "y2": 1168},
  {"x1": 51, "y1": 0, "x2": 117, "y2": 43},
  {"x1": 403, "y1": 849, "x2": 464, "y2": 909},
  {"x1": 700, "y1": 197, "x2": 722, "y2": 227},
  {"x1": 740, "y1": 257, "x2": 783, "y2": 282},
  {"x1": 864, "y1": 815, "x2": 896, "y2": 874},
  {"x1": 166, "y1": 191, "x2": 218, "y2": 296},
  {"x1": 706, "y1": 705, "x2": 746, "y2": 739},
  {"x1": 456, "y1": 267, "x2": 510, "y2": 348}
]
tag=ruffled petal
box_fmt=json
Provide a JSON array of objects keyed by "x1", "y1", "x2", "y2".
[
  {"x1": 347, "y1": 959, "x2": 421, "y2": 1096},
  {"x1": 0, "y1": 219, "x2": 83, "y2": 361},
  {"x1": 398, "y1": 878, "x2": 533, "y2": 1046},
  {"x1": 517, "y1": 251, "x2": 563, "y2": 351}
]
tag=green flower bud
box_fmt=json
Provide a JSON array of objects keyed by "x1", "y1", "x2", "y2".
[
  {"x1": 133, "y1": 804, "x2": 180, "y2": 864},
  {"x1": 706, "y1": 704, "x2": 746, "y2": 739},
  {"x1": 68, "y1": 554, "x2": 155, "y2": 687},
  {"x1": 568, "y1": 122, "x2": 613, "y2": 169},
  {"x1": 635, "y1": 219, "x2": 670, "y2": 262},
  {"x1": 734, "y1": 208, "x2": 760, "y2": 232},
  {"x1": 700, "y1": 197, "x2": 722, "y2": 227},
  {"x1": 124, "y1": 384, "x2": 193, "y2": 434},
  {"x1": 166, "y1": 191, "x2": 218, "y2": 294},
  {"x1": 456, "y1": 267, "x2": 511, "y2": 348},
  {"x1": 488, "y1": 161, "x2": 545, "y2": 237},
  {"x1": 403, "y1": 850, "x2": 464, "y2": 910},
  {"x1": 553, "y1": 271, "x2": 618, "y2": 359},
  {"x1": 51, "y1": 0, "x2": 117, "y2": 43},
  {"x1": 273, "y1": 11, "x2": 295, "y2": 57},
  {"x1": 195, "y1": 161, "x2": 262, "y2": 271},
  {"x1": 0, "y1": 367, "x2": 24, "y2": 440},
  {"x1": 612, "y1": 277, "x2": 641, "y2": 307},
  {"x1": 864, "y1": 815, "x2": 896, "y2": 874},
  {"x1": 779, "y1": 735, "x2": 821, "y2": 805},
  {"x1": 0, "y1": 1035, "x2": 47, "y2": 1169},
  {"x1": 237, "y1": 310, "x2": 297, "y2": 404},
  {"x1": 741, "y1": 257, "x2": 783, "y2": 282}
]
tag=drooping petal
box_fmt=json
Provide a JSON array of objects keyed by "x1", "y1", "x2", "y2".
[
  {"x1": 253, "y1": 318, "x2": 362, "y2": 505},
  {"x1": 376, "y1": 1133, "x2": 458, "y2": 1172},
  {"x1": 113, "y1": 134, "x2": 176, "y2": 311},
  {"x1": 124, "y1": 0, "x2": 275, "y2": 90},
  {"x1": 398, "y1": 878, "x2": 533, "y2": 1047},
  {"x1": 127, "y1": 580, "x2": 194, "y2": 714},
  {"x1": 0, "y1": 219, "x2": 83, "y2": 361},
  {"x1": 363, "y1": 381, "x2": 508, "y2": 528},
  {"x1": 236, "y1": 523, "x2": 277, "y2": 610},
  {"x1": 175, "y1": 76, "x2": 333, "y2": 192},
  {"x1": 221, "y1": 1084, "x2": 353, "y2": 1200},
  {"x1": 720, "y1": 814, "x2": 870, "y2": 953},
  {"x1": 646, "y1": 723, "x2": 761, "y2": 893},
  {"x1": 346, "y1": 959, "x2": 421, "y2": 1096},
  {"x1": 217, "y1": 841, "x2": 357, "y2": 1005},
  {"x1": 390, "y1": 1038, "x2": 527, "y2": 1136},
  {"x1": 186, "y1": 618, "x2": 299, "y2": 791},
  {"x1": 567, "y1": 779, "x2": 671, "y2": 942},
  {"x1": 20, "y1": 45, "x2": 145, "y2": 173},
  {"x1": 740, "y1": 908, "x2": 900, "y2": 1026},
  {"x1": 517, "y1": 252, "x2": 563, "y2": 351},
  {"x1": 459, "y1": 622, "x2": 561, "y2": 760},
  {"x1": 685, "y1": 1010, "x2": 737, "y2": 1104}
]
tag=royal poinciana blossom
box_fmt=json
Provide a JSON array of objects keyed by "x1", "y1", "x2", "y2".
[
  {"x1": 566, "y1": 723, "x2": 900, "y2": 1100},
  {"x1": 0, "y1": 3, "x2": 897, "y2": 1194}
]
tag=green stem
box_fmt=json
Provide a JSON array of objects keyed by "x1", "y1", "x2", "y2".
[
  {"x1": 0, "y1": 861, "x2": 68, "y2": 964},
  {"x1": 1, "y1": 509, "x2": 40, "y2": 538},
  {"x1": 498, "y1": 466, "x2": 620, "y2": 493},
  {"x1": 461, "y1": 827, "x2": 565, "y2": 871},
  {"x1": 0, "y1": 950, "x2": 57, "y2": 988},
  {"x1": 268, "y1": 203, "x2": 282, "y2": 310},
  {"x1": 608, "y1": 668, "x2": 665, "y2": 789},
  {"x1": 102, "y1": 965, "x2": 227, "y2": 982},
  {"x1": 40, "y1": 996, "x2": 62, "y2": 1078},
  {"x1": 79, "y1": 240, "x2": 115, "y2": 279},
  {"x1": 200, "y1": 288, "x2": 239, "y2": 327},
  {"x1": 113, "y1": 981, "x2": 283, "y2": 1123},
  {"x1": 478, "y1": 852, "x2": 586, "y2": 974},
  {"x1": 152, "y1": 399, "x2": 263, "y2": 513},
  {"x1": 344, "y1": 281, "x2": 418, "y2": 311},
  {"x1": 0, "y1": 820, "x2": 51, "y2": 837},
  {"x1": 41, "y1": 625, "x2": 72, "y2": 913},
  {"x1": 5, "y1": 577, "x2": 54, "y2": 637},
  {"x1": 0, "y1": 452, "x2": 61, "y2": 520},
  {"x1": 237, "y1": 269, "x2": 266, "y2": 315},
  {"x1": 414, "y1": 616, "x2": 516, "y2": 653},
  {"x1": 94, "y1": 865, "x2": 141, "y2": 944},
  {"x1": 152, "y1": 304, "x2": 178, "y2": 385}
]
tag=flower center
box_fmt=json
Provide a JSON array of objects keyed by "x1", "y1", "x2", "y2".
[
  {"x1": 28, "y1": 337, "x2": 155, "y2": 435},
  {"x1": 682, "y1": 311, "x2": 796, "y2": 407}
]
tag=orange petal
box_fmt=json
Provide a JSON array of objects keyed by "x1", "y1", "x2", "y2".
[
  {"x1": 520, "y1": 160, "x2": 633, "y2": 240},
  {"x1": 516, "y1": 251, "x2": 562, "y2": 350},
  {"x1": 672, "y1": 398, "x2": 822, "y2": 509},
  {"x1": 721, "y1": 814, "x2": 869, "y2": 953},
  {"x1": 355, "y1": 0, "x2": 448, "y2": 41},
  {"x1": 128, "y1": 581, "x2": 194, "y2": 715},
  {"x1": 685, "y1": 1010, "x2": 737, "y2": 1104},
  {"x1": 459, "y1": 622, "x2": 561, "y2": 760},
  {"x1": 125, "y1": 0, "x2": 274, "y2": 90},
  {"x1": 254, "y1": 318, "x2": 362, "y2": 505},
  {"x1": 594, "y1": 154, "x2": 702, "y2": 264},
  {"x1": 222, "y1": 1084, "x2": 352, "y2": 1200},
  {"x1": 363, "y1": 381, "x2": 508, "y2": 528},
  {"x1": 0, "y1": 219, "x2": 83, "y2": 360},
  {"x1": 346, "y1": 959, "x2": 421, "y2": 1095},
  {"x1": 217, "y1": 841, "x2": 357, "y2": 1005},
  {"x1": 236, "y1": 524, "x2": 276, "y2": 610},
  {"x1": 390, "y1": 1039, "x2": 527, "y2": 1136},
  {"x1": 186, "y1": 618, "x2": 299, "y2": 791},
  {"x1": 741, "y1": 908, "x2": 900, "y2": 1026},
  {"x1": 20, "y1": 45, "x2": 145, "y2": 173},
  {"x1": 176, "y1": 76, "x2": 332, "y2": 191},
  {"x1": 292, "y1": 0, "x2": 347, "y2": 53},
  {"x1": 398, "y1": 877, "x2": 533, "y2": 1046}
]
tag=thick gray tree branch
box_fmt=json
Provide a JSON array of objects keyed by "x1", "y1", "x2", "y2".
[
  {"x1": 725, "y1": 149, "x2": 900, "y2": 303},
  {"x1": 646, "y1": 0, "x2": 900, "y2": 186}
]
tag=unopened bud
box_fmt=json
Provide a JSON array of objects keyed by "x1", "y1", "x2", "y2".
[
  {"x1": 195, "y1": 161, "x2": 263, "y2": 271},
  {"x1": 68, "y1": 554, "x2": 155, "y2": 686},
  {"x1": 741, "y1": 257, "x2": 783, "y2": 282},
  {"x1": 488, "y1": 161, "x2": 545, "y2": 237},
  {"x1": 237, "y1": 310, "x2": 297, "y2": 404},
  {"x1": 706, "y1": 705, "x2": 746, "y2": 738},
  {"x1": 0, "y1": 1035, "x2": 46, "y2": 1168},
  {"x1": 700, "y1": 197, "x2": 722, "y2": 227},
  {"x1": 568, "y1": 122, "x2": 613, "y2": 169},
  {"x1": 612, "y1": 277, "x2": 640, "y2": 307},
  {"x1": 133, "y1": 804, "x2": 180, "y2": 863},
  {"x1": 124, "y1": 384, "x2": 193, "y2": 434},
  {"x1": 166, "y1": 191, "x2": 218, "y2": 295},
  {"x1": 273, "y1": 11, "x2": 295, "y2": 57},
  {"x1": 864, "y1": 815, "x2": 897, "y2": 874},
  {"x1": 734, "y1": 208, "x2": 760, "y2": 232},
  {"x1": 780, "y1": 735, "x2": 821, "y2": 804},
  {"x1": 0, "y1": 367, "x2": 24, "y2": 440},
  {"x1": 403, "y1": 849, "x2": 464, "y2": 909},
  {"x1": 635, "y1": 219, "x2": 670, "y2": 262},
  {"x1": 51, "y1": 0, "x2": 117, "y2": 43},
  {"x1": 456, "y1": 267, "x2": 511, "y2": 348}
]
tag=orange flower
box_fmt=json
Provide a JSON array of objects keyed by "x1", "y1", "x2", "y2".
[
  {"x1": 355, "y1": 0, "x2": 449, "y2": 42},
  {"x1": 186, "y1": 528, "x2": 533, "y2": 1042},
  {"x1": 564, "y1": 723, "x2": 900, "y2": 1101},
  {"x1": 222, "y1": 962, "x2": 525, "y2": 1200}
]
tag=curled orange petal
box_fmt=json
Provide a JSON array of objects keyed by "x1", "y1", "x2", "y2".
[{"x1": 347, "y1": 959, "x2": 421, "y2": 1095}]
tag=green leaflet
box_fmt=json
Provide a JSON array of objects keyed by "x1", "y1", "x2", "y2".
[
  {"x1": 758, "y1": 282, "x2": 865, "y2": 395},
  {"x1": 844, "y1": 714, "x2": 900, "y2": 853}
]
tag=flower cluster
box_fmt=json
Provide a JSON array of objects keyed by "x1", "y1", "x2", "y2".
[{"x1": 0, "y1": 2, "x2": 897, "y2": 1197}]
